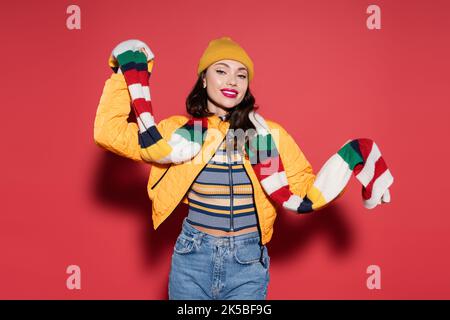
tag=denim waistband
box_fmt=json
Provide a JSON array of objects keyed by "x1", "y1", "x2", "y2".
[{"x1": 181, "y1": 217, "x2": 261, "y2": 248}]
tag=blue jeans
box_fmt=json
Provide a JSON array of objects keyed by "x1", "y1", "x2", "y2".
[{"x1": 168, "y1": 217, "x2": 270, "y2": 300}]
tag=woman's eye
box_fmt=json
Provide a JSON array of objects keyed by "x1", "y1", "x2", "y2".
[{"x1": 216, "y1": 69, "x2": 246, "y2": 79}]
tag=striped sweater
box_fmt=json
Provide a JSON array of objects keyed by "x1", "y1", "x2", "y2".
[{"x1": 186, "y1": 116, "x2": 258, "y2": 232}]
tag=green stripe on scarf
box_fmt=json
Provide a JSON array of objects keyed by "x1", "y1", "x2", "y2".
[{"x1": 337, "y1": 142, "x2": 363, "y2": 169}]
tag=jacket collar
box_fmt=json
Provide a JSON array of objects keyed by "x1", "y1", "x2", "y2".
[{"x1": 207, "y1": 114, "x2": 230, "y2": 130}]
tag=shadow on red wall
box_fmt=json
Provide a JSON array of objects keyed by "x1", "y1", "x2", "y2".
[
  {"x1": 92, "y1": 151, "x2": 189, "y2": 298},
  {"x1": 272, "y1": 204, "x2": 355, "y2": 260}
]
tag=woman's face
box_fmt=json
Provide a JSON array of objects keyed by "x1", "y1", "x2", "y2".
[{"x1": 203, "y1": 59, "x2": 249, "y2": 115}]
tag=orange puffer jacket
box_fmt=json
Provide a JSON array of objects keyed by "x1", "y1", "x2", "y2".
[{"x1": 94, "y1": 73, "x2": 316, "y2": 245}]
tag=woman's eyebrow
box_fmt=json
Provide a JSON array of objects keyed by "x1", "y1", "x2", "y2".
[{"x1": 214, "y1": 62, "x2": 248, "y2": 72}]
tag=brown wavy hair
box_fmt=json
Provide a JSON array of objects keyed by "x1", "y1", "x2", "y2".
[{"x1": 185, "y1": 70, "x2": 259, "y2": 150}]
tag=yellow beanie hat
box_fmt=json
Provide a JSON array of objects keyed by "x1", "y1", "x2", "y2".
[{"x1": 197, "y1": 36, "x2": 254, "y2": 81}]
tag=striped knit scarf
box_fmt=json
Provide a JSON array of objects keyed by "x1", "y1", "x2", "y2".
[{"x1": 109, "y1": 40, "x2": 394, "y2": 212}]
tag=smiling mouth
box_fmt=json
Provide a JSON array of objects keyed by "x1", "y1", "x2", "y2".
[{"x1": 221, "y1": 90, "x2": 238, "y2": 98}]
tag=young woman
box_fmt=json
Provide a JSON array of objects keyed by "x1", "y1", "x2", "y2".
[{"x1": 94, "y1": 37, "x2": 393, "y2": 300}]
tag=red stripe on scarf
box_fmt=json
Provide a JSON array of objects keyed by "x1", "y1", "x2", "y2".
[
  {"x1": 133, "y1": 98, "x2": 151, "y2": 115},
  {"x1": 122, "y1": 68, "x2": 140, "y2": 85},
  {"x1": 133, "y1": 98, "x2": 153, "y2": 117},
  {"x1": 137, "y1": 69, "x2": 149, "y2": 87},
  {"x1": 362, "y1": 156, "x2": 389, "y2": 201}
]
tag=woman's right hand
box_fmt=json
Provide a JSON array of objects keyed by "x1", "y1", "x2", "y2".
[
  {"x1": 108, "y1": 39, "x2": 155, "y2": 73},
  {"x1": 112, "y1": 39, "x2": 154, "y2": 61}
]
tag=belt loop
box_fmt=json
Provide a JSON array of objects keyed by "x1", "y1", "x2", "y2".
[
  {"x1": 259, "y1": 244, "x2": 265, "y2": 266},
  {"x1": 194, "y1": 232, "x2": 203, "y2": 247}
]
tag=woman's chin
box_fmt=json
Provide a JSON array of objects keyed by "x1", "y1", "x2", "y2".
[{"x1": 219, "y1": 102, "x2": 239, "y2": 110}]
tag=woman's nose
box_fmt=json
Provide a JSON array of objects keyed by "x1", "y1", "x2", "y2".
[{"x1": 227, "y1": 77, "x2": 237, "y2": 86}]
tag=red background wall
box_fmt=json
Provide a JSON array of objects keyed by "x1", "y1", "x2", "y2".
[{"x1": 1, "y1": 0, "x2": 449, "y2": 299}]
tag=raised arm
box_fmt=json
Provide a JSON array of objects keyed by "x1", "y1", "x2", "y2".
[
  {"x1": 93, "y1": 73, "x2": 186, "y2": 163},
  {"x1": 94, "y1": 72, "x2": 144, "y2": 162},
  {"x1": 100, "y1": 39, "x2": 204, "y2": 165},
  {"x1": 94, "y1": 39, "x2": 192, "y2": 163}
]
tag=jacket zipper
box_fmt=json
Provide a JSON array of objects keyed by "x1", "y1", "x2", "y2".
[
  {"x1": 241, "y1": 160, "x2": 263, "y2": 247},
  {"x1": 150, "y1": 163, "x2": 172, "y2": 190},
  {"x1": 227, "y1": 135, "x2": 234, "y2": 232}
]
